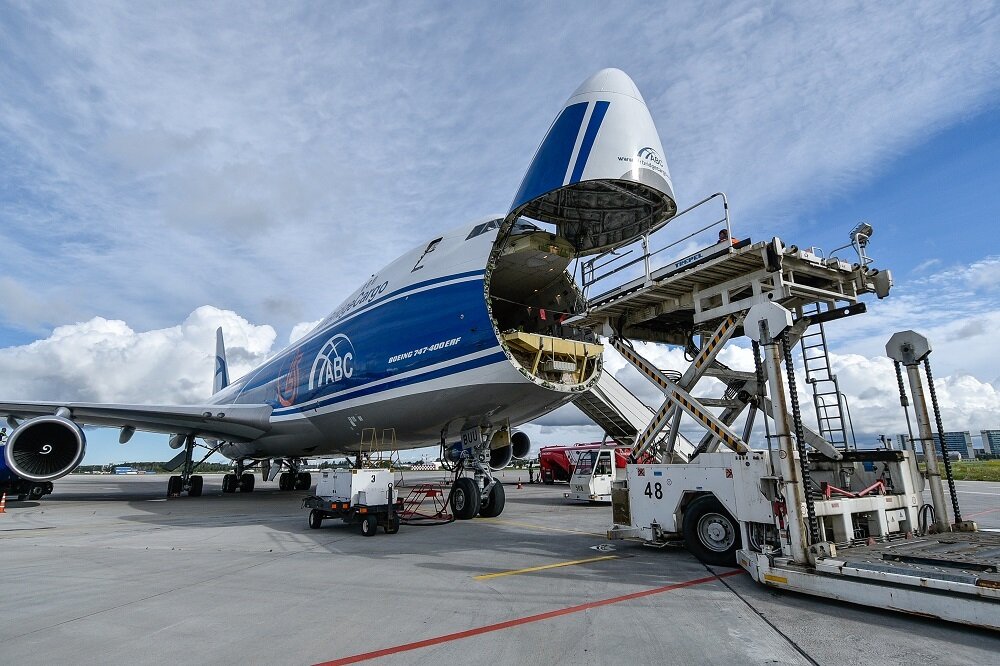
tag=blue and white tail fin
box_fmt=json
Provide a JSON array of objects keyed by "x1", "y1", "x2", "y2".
[
  {"x1": 508, "y1": 68, "x2": 676, "y2": 255},
  {"x1": 213, "y1": 327, "x2": 229, "y2": 394}
]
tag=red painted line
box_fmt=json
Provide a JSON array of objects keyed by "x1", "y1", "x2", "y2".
[
  {"x1": 314, "y1": 569, "x2": 743, "y2": 665},
  {"x1": 966, "y1": 507, "x2": 1000, "y2": 519}
]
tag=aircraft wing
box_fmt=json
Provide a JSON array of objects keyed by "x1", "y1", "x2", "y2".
[{"x1": 0, "y1": 401, "x2": 272, "y2": 442}]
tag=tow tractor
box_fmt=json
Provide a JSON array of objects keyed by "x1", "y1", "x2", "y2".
[
  {"x1": 564, "y1": 444, "x2": 631, "y2": 503},
  {"x1": 303, "y1": 468, "x2": 402, "y2": 536},
  {"x1": 565, "y1": 193, "x2": 998, "y2": 629}
]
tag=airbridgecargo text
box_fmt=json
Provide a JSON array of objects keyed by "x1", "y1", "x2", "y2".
[
  {"x1": 388, "y1": 337, "x2": 462, "y2": 364},
  {"x1": 330, "y1": 274, "x2": 390, "y2": 321}
]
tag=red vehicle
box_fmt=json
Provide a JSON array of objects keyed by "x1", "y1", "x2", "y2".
[{"x1": 538, "y1": 443, "x2": 632, "y2": 484}]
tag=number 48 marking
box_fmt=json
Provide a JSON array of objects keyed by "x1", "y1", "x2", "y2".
[{"x1": 644, "y1": 482, "x2": 663, "y2": 500}]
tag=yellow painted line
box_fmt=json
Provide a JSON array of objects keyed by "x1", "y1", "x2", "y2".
[
  {"x1": 478, "y1": 518, "x2": 605, "y2": 537},
  {"x1": 474, "y1": 555, "x2": 618, "y2": 580}
]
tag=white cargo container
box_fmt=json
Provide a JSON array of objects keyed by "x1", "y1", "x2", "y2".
[
  {"x1": 305, "y1": 468, "x2": 399, "y2": 536},
  {"x1": 315, "y1": 468, "x2": 393, "y2": 505}
]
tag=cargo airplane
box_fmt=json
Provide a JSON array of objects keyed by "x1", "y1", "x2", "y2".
[{"x1": 0, "y1": 69, "x2": 677, "y2": 519}]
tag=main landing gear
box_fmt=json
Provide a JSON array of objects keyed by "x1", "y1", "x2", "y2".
[
  {"x1": 14, "y1": 481, "x2": 53, "y2": 501},
  {"x1": 219, "y1": 458, "x2": 311, "y2": 494},
  {"x1": 268, "y1": 458, "x2": 310, "y2": 491},
  {"x1": 222, "y1": 459, "x2": 256, "y2": 494},
  {"x1": 166, "y1": 435, "x2": 213, "y2": 498},
  {"x1": 278, "y1": 471, "x2": 311, "y2": 491}
]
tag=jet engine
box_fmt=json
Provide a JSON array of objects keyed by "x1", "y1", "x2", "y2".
[
  {"x1": 487, "y1": 430, "x2": 532, "y2": 471},
  {"x1": 511, "y1": 430, "x2": 531, "y2": 460},
  {"x1": 2, "y1": 415, "x2": 87, "y2": 482},
  {"x1": 488, "y1": 430, "x2": 513, "y2": 471}
]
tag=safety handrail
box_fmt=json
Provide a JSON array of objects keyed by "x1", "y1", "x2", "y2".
[{"x1": 580, "y1": 192, "x2": 732, "y2": 299}]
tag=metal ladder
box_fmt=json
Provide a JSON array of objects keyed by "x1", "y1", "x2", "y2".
[{"x1": 798, "y1": 303, "x2": 850, "y2": 450}]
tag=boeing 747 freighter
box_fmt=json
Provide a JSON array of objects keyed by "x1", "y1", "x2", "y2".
[{"x1": 1, "y1": 69, "x2": 677, "y2": 519}]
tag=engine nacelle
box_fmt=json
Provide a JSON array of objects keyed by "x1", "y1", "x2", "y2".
[
  {"x1": 3, "y1": 415, "x2": 86, "y2": 482},
  {"x1": 485, "y1": 430, "x2": 531, "y2": 470},
  {"x1": 511, "y1": 431, "x2": 531, "y2": 460}
]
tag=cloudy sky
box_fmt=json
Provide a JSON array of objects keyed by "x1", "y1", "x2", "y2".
[{"x1": 1, "y1": 1, "x2": 998, "y2": 464}]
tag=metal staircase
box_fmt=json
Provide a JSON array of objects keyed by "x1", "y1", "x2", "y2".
[
  {"x1": 572, "y1": 370, "x2": 696, "y2": 459},
  {"x1": 797, "y1": 303, "x2": 851, "y2": 450}
]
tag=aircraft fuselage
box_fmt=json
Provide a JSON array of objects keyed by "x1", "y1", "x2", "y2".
[{"x1": 213, "y1": 217, "x2": 593, "y2": 460}]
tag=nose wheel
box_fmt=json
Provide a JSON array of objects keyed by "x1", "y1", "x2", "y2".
[{"x1": 450, "y1": 477, "x2": 481, "y2": 519}]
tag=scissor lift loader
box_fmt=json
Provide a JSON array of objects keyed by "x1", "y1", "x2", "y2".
[{"x1": 573, "y1": 194, "x2": 998, "y2": 630}]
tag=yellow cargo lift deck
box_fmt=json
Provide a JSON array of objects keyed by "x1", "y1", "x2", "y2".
[{"x1": 566, "y1": 193, "x2": 998, "y2": 630}]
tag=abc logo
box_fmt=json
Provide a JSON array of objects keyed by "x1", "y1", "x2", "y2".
[
  {"x1": 309, "y1": 334, "x2": 356, "y2": 389},
  {"x1": 637, "y1": 146, "x2": 664, "y2": 167}
]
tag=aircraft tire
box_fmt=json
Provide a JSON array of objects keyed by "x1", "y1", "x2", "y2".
[
  {"x1": 240, "y1": 473, "x2": 255, "y2": 493},
  {"x1": 682, "y1": 495, "x2": 741, "y2": 567},
  {"x1": 167, "y1": 475, "x2": 183, "y2": 497},
  {"x1": 278, "y1": 472, "x2": 292, "y2": 491},
  {"x1": 295, "y1": 472, "x2": 311, "y2": 491},
  {"x1": 479, "y1": 481, "x2": 505, "y2": 518},
  {"x1": 188, "y1": 475, "x2": 204, "y2": 497},
  {"x1": 360, "y1": 514, "x2": 379, "y2": 536},
  {"x1": 450, "y1": 477, "x2": 480, "y2": 520},
  {"x1": 308, "y1": 510, "x2": 323, "y2": 529}
]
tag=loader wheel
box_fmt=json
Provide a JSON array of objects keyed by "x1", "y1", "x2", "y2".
[
  {"x1": 450, "y1": 477, "x2": 480, "y2": 520},
  {"x1": 682, "y1": 495, "x2": 741, "y2": 567},
  {"x1": 360, "y1": 514, "x2": 379, "y2": 536},
  {"x1": 309, "y1": 510, "x2": 323, "y2": 529}
]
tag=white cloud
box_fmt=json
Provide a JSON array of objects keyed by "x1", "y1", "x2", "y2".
[
  {"x1": 289, "y1": 319, "x2": 322, "y2": 344},
  {"x1": 0, "y1": 307, "x2": 275, "y2": 404},
  {"x1": 825, "y1": 256, "x2": 1000, "y2": 380},
  {"x1": 823, "y1": 352, "x2": 1000, "y2": 443},
  {"x1": 912, "y1": 258, "x2": 941, "y2": 274}
]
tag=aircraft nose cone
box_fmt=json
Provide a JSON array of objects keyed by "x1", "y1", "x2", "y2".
[{"x1": 570, "y1": 68, "x2": 645, "y2": 103}]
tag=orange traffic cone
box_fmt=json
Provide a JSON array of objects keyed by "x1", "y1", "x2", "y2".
[{"x1": 0, "y1": 492, "x2": 6, "y2": 513}]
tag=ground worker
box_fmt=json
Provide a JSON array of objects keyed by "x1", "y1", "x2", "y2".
[{"x1": 718, "y1": 228, "x2": 738, "y2": 245}]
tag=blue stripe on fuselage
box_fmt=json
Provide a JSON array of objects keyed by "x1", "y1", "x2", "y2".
[
  {"x1": 326, "y1": 269, "x2": 485, "y2": 330},
  {"x1": 231, "y1": 276, "x2": 501, "y2": 413},
  {"x1": 273, "y1": 350, "x2": 509, "y2": 417}
]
